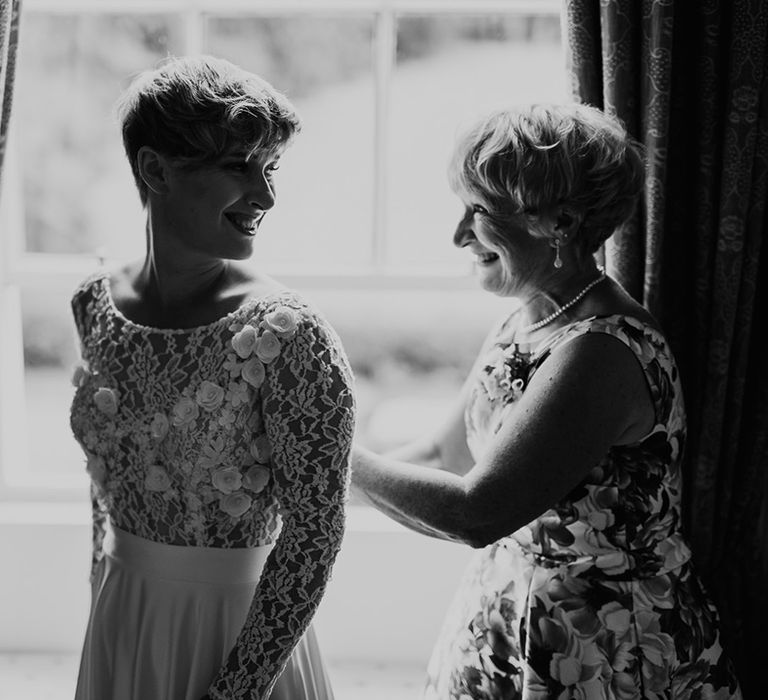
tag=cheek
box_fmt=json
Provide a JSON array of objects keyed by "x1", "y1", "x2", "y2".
[{"x1": 479, "y1": 222, "x2": 512, "y2": 257}]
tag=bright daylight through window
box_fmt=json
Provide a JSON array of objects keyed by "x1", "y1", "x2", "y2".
[{"x1": 0, "y1": 0, "x2": 565, "y2": 500}]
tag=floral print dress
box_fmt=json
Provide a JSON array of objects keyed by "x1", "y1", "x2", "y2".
[
  {"x1": 423, "y1": 314, "x2": 742, "y2": 700},
  {"x1": 69, "y1": 271, "x2": 355, "y2": 700}
]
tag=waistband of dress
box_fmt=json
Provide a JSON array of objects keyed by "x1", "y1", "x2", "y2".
[
  {"x1": 500, "y1": 533, "x2": 692, "y2": 580},
  {"x1": 103, "y1": 521, "x2": 272, "y2": 584}
]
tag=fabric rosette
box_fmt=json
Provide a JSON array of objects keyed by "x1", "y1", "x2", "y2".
[
  {"x1": 243, "y1": 464, "x2": 271, "y2": 493},
  {"x1": 150, "y1": 412, "x2": 169, "y2": 440},
  {"x1": 145, "y1": 464, "x2": 172, "y2": 492},
  {"x1": 255, "y1": 330, "x2": 281, "y2": 363},
  {"x1": 241, "y1": 357, "x2": 266, "y2": 388},
  {"x1": 195, "y1": 381, "x2": 225, "y2": 412},
  {"x1": 171, "y1": 396, "x2": 199, "y2": 428},
  {"x1": 93, "y1": 387, "x2": 118, "y2": 416},
  {"x1": 211, "y1": 465, "x2": 243, "y2": 494},
  {"x1": 71, "y1": 361, "x2": 91, "y2": 388},
  {"x1": 219, "y1": 491, "x2": 252, "y2": 518},
  {"x1": 251, "y1": 434, "x2": 272, "y2": 463},
  {"x1": 231, "y1": 325, "x2": 258, "y2": 359},
  {"x1": 86, "y1": 453, "x2": 107, "y2": 487},
  {"x1": 263, "y1": 306, "x2": 299, "y2": 339}
]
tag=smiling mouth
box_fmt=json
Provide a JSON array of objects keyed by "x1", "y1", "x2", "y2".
[
  {"x1": 474, "y1": 252, "x2": 499, "y2": 265},
  {"x1": 225, "y1": 213, "x2": 261, "y2": 236}
]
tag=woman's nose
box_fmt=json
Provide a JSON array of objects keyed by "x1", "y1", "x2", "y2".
[
  {"x1": 248, "y1": 172, "x2": 276, "y2": 211},
  {"x1": 453, "y1": 213, "x2": 474, "y2": 248}
]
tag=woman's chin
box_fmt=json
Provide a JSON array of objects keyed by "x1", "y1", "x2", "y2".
[{"x1": 474, "y1": 265, "x2": 507, "y2": 295}]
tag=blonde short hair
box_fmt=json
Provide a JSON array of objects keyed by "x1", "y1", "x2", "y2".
[
  {"x1": 117, "y1": 55, "x2": 301, "y2": 206},
  {"x1": 448, "y1": 103, "x2": 645, "y2": 252}
]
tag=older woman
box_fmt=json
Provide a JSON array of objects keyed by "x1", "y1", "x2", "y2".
[
  {"x1": 70, "y1": 55, "x2": 355, "y2": 700},
  {"x1": 352, "y1": 104, "x2": 742, "y2": 698}
]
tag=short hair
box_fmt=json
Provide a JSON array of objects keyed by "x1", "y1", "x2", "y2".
[
  {"x1": 448, "y1": 103, "x2": 645, "y2": 253},
  {"x1": 116, "y1": 55, "x2": 301, "y2": 207}
]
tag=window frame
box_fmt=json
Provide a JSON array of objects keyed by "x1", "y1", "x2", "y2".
[{"x1": 0, "y1": 0, "x2": 563, "y2": 500}]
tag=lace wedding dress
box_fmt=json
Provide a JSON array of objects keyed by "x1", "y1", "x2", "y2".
[{"x1": 69, "y1": 271, "x2": 355, "y2": 700}]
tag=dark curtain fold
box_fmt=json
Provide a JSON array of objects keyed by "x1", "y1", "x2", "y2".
[
  {"x1": 563, "y1": 1, "x2": 768, "y2": 696},
  {"x1": 0, "y1": 0, "x2": 22, "y2": 200}
]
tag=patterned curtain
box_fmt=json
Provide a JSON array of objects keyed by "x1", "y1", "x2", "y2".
[
  {"x1": 562, "y1": 1, "x2": 768, "y2": 696},
  {"x1": 0, "y1": 0, "x2": 21, "y2": 201}
]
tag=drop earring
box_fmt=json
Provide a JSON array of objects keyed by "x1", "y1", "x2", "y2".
[{"x1": 553, "y1": 240, "x2": 563, "y2": 269}]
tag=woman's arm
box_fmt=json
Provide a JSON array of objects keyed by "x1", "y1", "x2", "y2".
[
  {"x1": 71, "y1": 286, "x2": 107, "y2": 581},
  {"x1": 351, "y1": 332, "x2": 654, "y2": 547},
  {"x1": 207, "y1": 305, "x2": 355, "y2": 700},
  {"x1": 360, "y1": 314, "x2": 507, "y2": 474}
]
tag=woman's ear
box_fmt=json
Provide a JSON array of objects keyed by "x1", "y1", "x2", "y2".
[
  {"x1": 554, "y1": 207, "x2": 583, "y2": 241},
  {"x1": 536, "y1": 205, "x2": 583, "y2": 244},
  {"x1": 136, "y1": 146, "x2": 171, "y2": 197}
]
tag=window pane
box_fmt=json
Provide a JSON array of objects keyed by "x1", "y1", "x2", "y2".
[
  {"x1": 21, "y1": 282, "x2": 88, "y2": 484},
  {"x1": 206, "y1": 16, "x2": 376, "y2": 268},
  {"x1": 387, "y1": 14, "x2": 566, "y2": 269},
  {"x1": 16, "y1": 13, "x2": 182, "y2": 258}
]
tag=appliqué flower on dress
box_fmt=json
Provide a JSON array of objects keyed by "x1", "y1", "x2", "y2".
[
  {"x1": 243, "y1": 464, "x2": 271, "y2": 493},
  {"x1": 226, "y1": 380, "x2": 251, "y2": 407},
  {"x1": 241, "y1": 358, "x2": 265, "y2": 388},
  {"x1": 212, "y1": 465, "x2": 243, "y2": 494},
  {"x1": 172, "y1": 396, "x2": 199, "y2": 428},
  {"x1": 263, "y1": 307, "x2": 299, "y2": 337},
  {"x1": 150, "y1": 412, "x2": 169, "y2": 440},
  {"x1": 145, "y1": 464, "x2": 172, "y2": 492},
  {"x1": 255, "y1": 330, "x2": 281, "y2": 363},
  {"x1": 220, "y1": 491, "x2": 253, "y2": 518},
  {"x1": 228, "y1": 306, "x2": 300, "y2": 392},
  {"x1": 71, "y1": 361, "x2": 91, "y2": 388},
  {"x1": 86, "y1": 453, "x2": 107, "y2": 489},
  {"x1": 251, "y1": 434, "x2": 272, "y2": 463},
  {"x1": 231, "y1": 325, "x2": 258, "y2": 359},
  {"x1": 132, "y1": 304, "x2": 299, "y2": 517},
  {"x1": 93, "y1": 387, "x2": 118, "y2": 416},
  {"x1": 196, "y1": 381, "x2": 225, "y2": 412}
]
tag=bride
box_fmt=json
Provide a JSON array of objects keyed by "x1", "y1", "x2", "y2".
[{"x1": 69, "y1": 54, "x2": 356, "y2": 700}]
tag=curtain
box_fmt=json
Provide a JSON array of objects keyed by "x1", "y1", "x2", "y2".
[
  {"x1": 563, "y1": 1, "x2": 768, "y2": 696},
  {"x1": 0, "y1": 0, "x2": 21, "y2": 200}
]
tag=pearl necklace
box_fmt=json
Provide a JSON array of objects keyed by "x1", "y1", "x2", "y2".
[{"x1": 521, "y1": 267, "x2": 606, "y2": 333}]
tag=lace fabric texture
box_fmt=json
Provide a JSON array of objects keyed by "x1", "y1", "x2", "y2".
[{"x1": 70, "y1": 272, "x2": 356, "y2": 699}]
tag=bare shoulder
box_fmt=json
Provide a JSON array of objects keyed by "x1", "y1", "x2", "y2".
[{"x1": 530, "y1": 326, "x2": 655, "y2": 445}]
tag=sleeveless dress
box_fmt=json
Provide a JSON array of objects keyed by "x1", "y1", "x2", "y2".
[
  {"x1": 423, "y1": 314, "x2": 742, "y2": 700},
  {"x1": 69, "y1": 271, "x2": 356, "y2": 700}
]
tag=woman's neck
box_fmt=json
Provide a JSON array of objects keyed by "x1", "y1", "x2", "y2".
[{"x1": 140, "y1": 222, "x2": 231, "y2": 310}]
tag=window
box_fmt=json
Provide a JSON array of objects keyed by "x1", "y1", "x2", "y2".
[{"x1": 0, "y1": 0, "x2": 565, "y2": 500}]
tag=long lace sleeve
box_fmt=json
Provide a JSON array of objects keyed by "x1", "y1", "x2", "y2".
[
  {"x1": 88, "y1": 483, "x2": 108, "y2": 581},
  {"x1": 207, "y1": 307, "x2": 356, "y2": 700},
  {"x1": 70, "y1": 280, "x2": 108, "y2": 583}
]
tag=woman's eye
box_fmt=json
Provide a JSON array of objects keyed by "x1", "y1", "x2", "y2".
[
  {"x1": 266, "y1": 163, "x2": 280, "y2": 174},
  {"x1": 472, "y1": 204, "x2": 489, "y2": 216}
]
